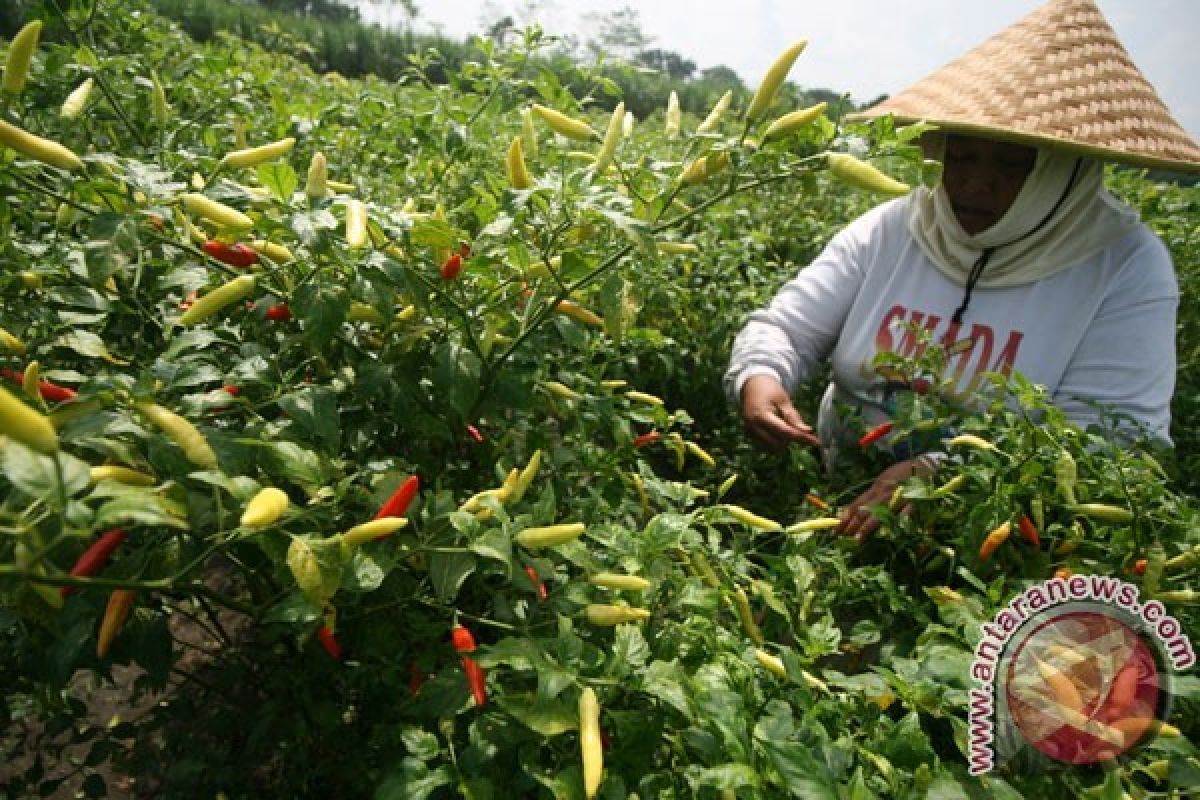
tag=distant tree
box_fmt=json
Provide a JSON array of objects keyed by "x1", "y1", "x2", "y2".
[
  {"x1": 635, "y1": 48, "x2": 695, "y2": 81},
  {"x1": 581, "y1": 5, "x2": 652, "y2": 62},
  {"x1": 484, "y1": 14, "x2": 516, "y2": 44},
  {"x1": 698, "y1": 65, "x2": 744, "y2": 96},
  {"x1": 257, "y1": 0, "x2": 363, "y2": 22}
]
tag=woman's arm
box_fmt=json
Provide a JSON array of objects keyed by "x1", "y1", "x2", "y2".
[{"x1": 724, "y1": 215, "x2": 876, "y2": 405}]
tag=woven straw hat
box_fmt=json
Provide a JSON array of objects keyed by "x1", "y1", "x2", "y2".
[{"x1": 846, "y1": 0, "x2": 1200, "y2": 174}]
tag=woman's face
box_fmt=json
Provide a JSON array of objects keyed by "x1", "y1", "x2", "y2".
[{"x1": 941, "y1": 135, "x2": 1038, "y2": 234}]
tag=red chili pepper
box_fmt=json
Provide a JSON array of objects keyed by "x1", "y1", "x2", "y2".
[
  {"x1": 462, "y1": 656, "x2": 487, "y2": 706},
  {"x1": 451, "y1": 625, "x2": 477, "y2": 653},
  {"x1": 858, "y1": 421, "x2": 893, "y2": 447},
  {"x1": 317, "y1": 624, "x2": 343, "y2": 661},
  {"x1": 222, "y1": 384, "x2": 240, "y2": 397},
  {"x1": 633, "y1": 431, "x2": 661, "y2": 448},
  {"x1": 203, "y1": 240, "x2": 259, "y2": 268},
  {"x1": 451, "y1": 625, "x2": 486, "y2": 705},
  {"x1": 61, "y1": 529, "x2": 128, "y2": 597},
  {"x1": 440, "y1": 253, "x2": 463, "y2": 281},
  {"x1": 1133, "y1": 558, "x2": 1147, "y2": 575},
  {"x1": 1018, "y1": 515, "x2": 1041, "y2": 547},
  {"x1": 524, "y1": 565, "x2": 547, "y2": 601},
  {"x1": 1103, "y1": 663, "x2": 1140, "y2": 720},
  {"x1": 1, "y1": 368, "x2": 77, "y2": 403},
  {"x1": 409, "y1": 661, "x2": 424, "y2": 696},
  {"x1": 374, "y1": 474, "x2": 420, "y2": 522},
  {"x1": 265, "y1": 303, "x2": 292, "y2": 322},
  {"x1": 465, "y1": 424, "x2": 484, "y2": 443}
]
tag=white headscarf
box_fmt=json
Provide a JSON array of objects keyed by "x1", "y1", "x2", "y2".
[{"x1": 908, "y1": 140, "x2": 1140, "y2": 289}]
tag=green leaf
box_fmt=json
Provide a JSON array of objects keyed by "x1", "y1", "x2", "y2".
[
  {"x1": 53, "y1": 330, "x2": 127, "y2": 363},
  {"x1": 429, "y1": 551, "x2": 475, "y2": 602},
  {"x1": 469, "y1": 529, "x2": 511, "y2": 566},
  {"x1": 261, "y1": 441, "x2": 326, "y2": 493},
  {"x1": 2, "y1": 445, "x2": 90, "y2": 501},
  {"x1": 877, "y1": 713, "x2": 937, "y2": 770},
  {"x1": 257, "y1": 162, "x2": 298, "y2": 201},
  {"x1": 291, "y1": 208, "x2": 338, "y2": 246},
  {"x1": 757, "y1": 737, "x2": 838, "y2": 799},
  {"x1": 497, "y1": 694, "x2": 577, "y2": 736},
  {"x1": 611, "y1": 624, "x2": 650, "y2": 672},
  {"x1": 640, "y1": 660, "x2": 691, "y2": 719},
  {"x1": 410, "y1": 216, "x2": 457, "y2": 249},
  {"x1": 686, "y1": 763, "x2": 760, "y2": 792},
  {"x1": 431, "y1": 342, "x2": 481, "y2": 419},
  {"x1": 925, "y1": 773, "x2": 970, "y2": 800},
  {"x1": 94, "y1": 493, "x2": 189, "y2": 530},
  {"x1": 399, "y1": 726, "x2": 441, "y2": 761},
  {"x1": 276, "y1": 387, "x2": 341, "y2": 452},
  {"x1": 344, "y1": 552, "x2": 385, "y2": 592},
  {"x1": 263, "y1": 592, "x2": 322, "y2": 626},
  {"x1": 294, "y1": 283, "x2": 349, "y2": 348},
  {"x1": 374, "y1": 760, "x2": 453, "y2": 800}
]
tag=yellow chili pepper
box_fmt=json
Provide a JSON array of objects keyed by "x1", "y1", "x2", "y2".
[
  {"x1": 0, "y1": 385, "x2": 57, "y2": 454},
  {"x1": 219, "y1": 137, "x2": 295, "y2": 170},
  {"x1": 136, "y1": 402, "x2": 217, "y2": 468},
  {"x1": 585, "y1": 604, "x2": 651, "y2": 625},
  {"x1": 696, "y1": 90, "x2": 733, "y2": 134},
  {"x1": 579, "y1": 688, "x2": 603, "y2": 799},
  {"x1": 90, "y1": 465, "x2": 156, "y2": 487},
  {"x1": 181, "y1": 193, "x2": 253, "y2": 230},
  {"x1": 342, "y1": 517, "x2": 409, "y2": 547},
  {"x1": 762, "y1": 102, "x2": 827, "y2": 141},
  {"x1": 755, "y1": 648, "x2": 788, "y2": 679},
  {"x1": 724, "y1": 504, "x2": 783, "y2": 532},
  {"x1": 531, "y1": 104, "x2": 598, "y2": 141},
  {"x1": 746, "y1": 40, "x2": 808, "y2": 122},
  {"x1": 515, "y1": 523, "x2": 586, "y2": 549},
  {"x1": 506, "y1": 136, "x2": 534, "y2": 189},
  {"x1": 664, "y1": 90, "x2": 681, "y2": 139},
  {"x1": 305, "y1": 152, "x2": 328, "y2": 199},
  {"x1": 61, "y1": 77, "x2": 95, "y2": 119},
  {"x1": 2, "y1": 20, "x2": 42, "y2": 93},
  {"x1": 179, "y1": 275, "x2": 256, "y2": 327},
  {"x1": 588, "y1": 573, "x2": 652, "y2": 592},
  {"x1": 0, "y1": 118, "x2": 84, "y2": 171},
  {"x1": 241, "y1": 487, "x2": 290, "y2": 529},
  {"x1": 592, "y1": 101, "x2": 625, "y2": 174},
  {"x1": 827, "y1": 153, "x2": 910, "y2": 196}
]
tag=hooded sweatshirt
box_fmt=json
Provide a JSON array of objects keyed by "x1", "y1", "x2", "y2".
[{"x1": 724, "y1": 177, "x2": 1178, "y2": 458}]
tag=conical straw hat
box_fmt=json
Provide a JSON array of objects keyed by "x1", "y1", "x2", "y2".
[{"x1": 846, "y1": 0, "x2": 1200, "y2": 174}]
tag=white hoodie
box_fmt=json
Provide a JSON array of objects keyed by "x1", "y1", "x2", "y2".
[{"x1": 725, "y1": 196, "x2": 1178, "y2": 453}]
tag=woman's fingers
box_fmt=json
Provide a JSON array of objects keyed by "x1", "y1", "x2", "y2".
[{"x1": 739, "y1": 375, "x2": 820, "y2": 449}]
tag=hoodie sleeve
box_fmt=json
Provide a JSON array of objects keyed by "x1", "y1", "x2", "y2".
[{"x1": 723, "y1": 212, "x2": 876, "y2": 405}]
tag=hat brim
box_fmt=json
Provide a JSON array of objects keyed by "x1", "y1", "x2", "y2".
[{"x1": 844, "y1": 111, "x2": 1200, "y2": 176}]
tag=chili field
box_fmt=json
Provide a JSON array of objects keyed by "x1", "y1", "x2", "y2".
[{"x1": 1, "y1": 3, "x2": 1199, "y2": 798}]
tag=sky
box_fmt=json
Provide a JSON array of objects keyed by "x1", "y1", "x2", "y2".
[{"x1": 353, "y1": 0, "x2": 1200, "y2": 142}]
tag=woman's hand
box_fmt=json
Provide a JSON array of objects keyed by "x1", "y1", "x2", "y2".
[
  {"x1": 837, "y1": 457, "x2": 937, "y2": 542},
  {"x1": 739, "y1": 374, "x2": 820, "y2": 450}
]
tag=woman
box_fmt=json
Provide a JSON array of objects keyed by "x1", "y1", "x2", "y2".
[{"x1": 724, "y1": 0, "x2": 1200, "y2": 540}]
